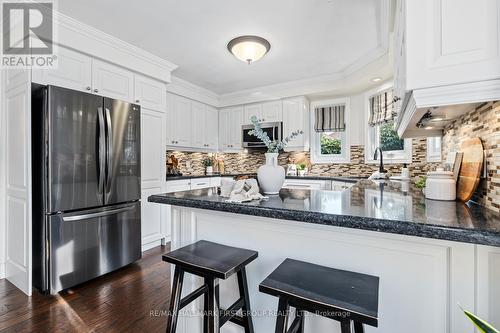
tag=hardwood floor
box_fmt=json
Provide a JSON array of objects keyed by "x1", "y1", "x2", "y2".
[{"x1": 0, "y1": 245, "x2": 172, "y2": 333}]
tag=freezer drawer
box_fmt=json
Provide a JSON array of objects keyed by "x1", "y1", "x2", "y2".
[{"x1": 48, "y1": 202, "x2": 141, "y2": 294}]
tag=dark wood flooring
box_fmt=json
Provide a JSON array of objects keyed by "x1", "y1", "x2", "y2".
[{"x1": 0, "y1": 245, "x2": 172, "y2": 333}]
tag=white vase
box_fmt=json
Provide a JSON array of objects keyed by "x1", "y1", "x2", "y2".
[
  {"x1": 257, "y1": 153, "x2": 285, "y2": 195},
  {"x1": 206, "y1": 166, "x2": 213, "y2": 174}
]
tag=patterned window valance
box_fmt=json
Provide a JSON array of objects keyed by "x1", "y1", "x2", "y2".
[
  {"x1": 368, "y1": 89, "x2": 397, "y2": 127},
  {"x1": 314, "y1": 105, "x2": 345, "y2": 132}
]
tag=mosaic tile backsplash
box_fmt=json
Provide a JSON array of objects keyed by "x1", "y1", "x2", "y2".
[
  {"x1": 168, "y1": 137, "x2": 439, "y2": 181},
  {"x1": 442, "y1": 101, "x2": 500, "y2": 212}
]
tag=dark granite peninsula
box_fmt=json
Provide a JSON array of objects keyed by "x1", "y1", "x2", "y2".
[
  {"x1": 150, "y1": 179, "x2": 500, "y2": 247},
  {"x1": 149, "y1": 180, "x2": 500, "y2": 333}
]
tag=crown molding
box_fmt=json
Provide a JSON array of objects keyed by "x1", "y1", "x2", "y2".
[
  {"x1": 167, "y1": 75, "x2": 220, "y2": 107},
  {"x1": 29, "y1": 2, "x2": 178, "y2": 83}
]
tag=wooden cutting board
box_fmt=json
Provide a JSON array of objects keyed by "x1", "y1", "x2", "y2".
[{"x1": 457, "y1": 138, "x2": 484, "y2": 202}]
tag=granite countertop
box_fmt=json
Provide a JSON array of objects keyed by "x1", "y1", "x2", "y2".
[
  {"x1": 166, "y1": 173, "x2": 362, "y2": 183},
  {"x1": 149, "y1": 179, "x2": 500, "y2": 247}
]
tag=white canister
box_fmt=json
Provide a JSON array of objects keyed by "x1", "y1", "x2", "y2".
[{"x1": 425, "y1": 168, "x2": 456, "y2": 201}]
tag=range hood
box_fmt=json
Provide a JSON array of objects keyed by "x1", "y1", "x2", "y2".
[{"x1": 395, "y1": 79, "x2": 500, "y2": 138}]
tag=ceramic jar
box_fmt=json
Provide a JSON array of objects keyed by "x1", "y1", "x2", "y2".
[
  {"x1": 425, "y1": 168, "x2": 456, "y2": 201},
  {"x1": 257, "y1": 153, "x2": 285, "y2": 195}
]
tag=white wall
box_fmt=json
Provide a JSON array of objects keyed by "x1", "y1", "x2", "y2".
[{"x1": 0, "y1": 71, "x2": 5, "y2": 279}]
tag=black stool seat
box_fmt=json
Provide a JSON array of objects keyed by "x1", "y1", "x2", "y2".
[
  {"x1": 163, "y1": 240, "x2": 258, "y2": 279},
  {"x1": 260, "y1": 258, "x2": 379, "y2": 333},
  {"x1": 163, "y1": 240, "x2": 258, "y2": 333}
]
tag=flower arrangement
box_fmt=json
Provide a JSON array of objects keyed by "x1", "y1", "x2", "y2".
[{"x1": 248, "y1": 116, "x2": 303, "y2": 153}]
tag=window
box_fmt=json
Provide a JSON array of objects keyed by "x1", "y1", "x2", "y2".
[
  {"x1": 365, "y1": 84, "x2": 412, "y2": 163},
  {"x1": 427, "y1": 137, "x2": 442, "y2": 162},
  {"x1": 311, "y1": 98, "x2": 350, "y2": 163}
]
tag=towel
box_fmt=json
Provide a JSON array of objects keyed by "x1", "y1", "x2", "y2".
[{"x1": 225, "y1": 179, "x2": 268, "y2": 203}]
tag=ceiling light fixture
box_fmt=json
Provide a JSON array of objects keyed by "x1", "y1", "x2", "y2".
[{"x1": 227, "y1": 35, "x2": 271, "y2": 64}]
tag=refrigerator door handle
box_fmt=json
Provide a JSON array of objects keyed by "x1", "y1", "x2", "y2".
[
  {"x1": 62, "y1": 204, "x2": 136, "y2": 222},
  {"x1": 97, "y1": 107, "x2": 106, "y2": 198},
  {"x1": 105, "y1": 107, "x2": 113, "y2": 194}
]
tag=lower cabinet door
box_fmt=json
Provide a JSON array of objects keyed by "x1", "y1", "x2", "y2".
[{"x1": 141, "y1": 187, "x2": 167, "y2": 248}]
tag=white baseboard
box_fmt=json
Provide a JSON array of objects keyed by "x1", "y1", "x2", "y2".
[
  {"x1": 141, "y1": 240, "x2": 162, "y2": 252},
  {"x1": 0, "y1": 262, "x2": 5, "y2": 279}
]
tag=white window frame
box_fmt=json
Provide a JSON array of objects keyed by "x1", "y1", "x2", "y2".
[
  {"x1": 365, "y1": 83, "x2": 412, "y2": 164},
  {"x1": 427, "y1": 136, "x2": 442, "y2": 162},
  {"x1": 310, "y1": 98, "x2": 350, "y2": 164}
]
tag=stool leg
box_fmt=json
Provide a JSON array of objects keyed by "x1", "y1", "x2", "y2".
[
  {"x1": 237, "y1": 267, "x2": 255, "y2": 333},
  {"x1": 275, "y1": 297, "x2": 290, "y2": 333},
  {"x1": 166, "y1": 266, "x2": 184, "y2": 333},
  {"x1": 204, "y1": 277, "x2": 220, "y2": 333},
  {"x1": 353, "y1": 322, "x2": 364, "y2": 333},
  {"x1": 297, "y1": 310, "x2": 305, "y2": 333},
  {"x1": 340, "y1": 320, "x2": 352, "y2": 333}
]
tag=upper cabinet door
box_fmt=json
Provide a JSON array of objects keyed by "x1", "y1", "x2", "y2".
[
  {"x1": 243, "y1": 104, "x2": 262, "y2": 124},
  {"x1": 171, "y1": 95, "x2": 192, "y2": 147},
  {"x1": 32, "y1": 47, "x2": 92, "y2": 92},
  {"x1": 92, "y1": 60, "x2": 134, "y2": 102},
  {"x1": 191, "y1": 101, "x2": 206, "y2": 148},
  {"x1": 283, "y1": 97, "x2": 309, "y2": 151},
  {"x1": 134, "y1": 74, "x2": 167, "y2": 111},
  {"x1": 205, "y1": 106, "x2": 219, "y2": 149},
  {"x1": 261, "y1": 100, "x2": 283, "y2": 122}
]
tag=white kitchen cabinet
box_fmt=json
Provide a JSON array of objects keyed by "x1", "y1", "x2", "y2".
[
  {"x1": 134, "y1": 74, "x2": 166, "y2": 111},
  {"x1": 283, "y1": 179, "x2": 331, "y2": 190},
  {"x1": 191, "y1": 102, "x2": 218, "y2": 150},
  {"x1": 165, "y1": 179, "x2": 192, "y2": 193},
  {"x1": 394, "y1": 0, "x2": 500, "y2": 138},
  {"x1": 282, "y1": 97, "x2": 309, "y2": 151},
  {"x1": 32, "y1": 46, "x2": 92, "y2": 92},
  {"x1": 261, "y1": 100, "x2": 283, "y2": 122},
  {"x1": 166, "y1": 94, "x2": 192, "y2": 147},
  {"x1": 92, "y1": 59, "x2": 134, "y2": 102},
  {"x1": 205, "y1": 106, "x2": 219, "y2": 149},
  {"x1": 190, "y1": 178, "x2": 212, "y2": 190},
  {"x1": 243, "y1": 104, "x2": 262, "y2": 124},
  {"x1": 219, "y1": 107, "x2": 244, "y2": 152},
  {"x1": 140, "y1": 108, "x2": 168, "y2": 250}
]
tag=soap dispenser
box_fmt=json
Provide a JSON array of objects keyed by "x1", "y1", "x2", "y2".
[{"x1": 401, "y1": 163, "x2": 410, "y2": 179}]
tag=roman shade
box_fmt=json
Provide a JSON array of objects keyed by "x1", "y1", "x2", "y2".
[
  {"x1": 314, "y1": 105, "x2": 345, "y2": 132},
  {"x1": 368, "y1": 89, "x2": 397, "y2": 127}
]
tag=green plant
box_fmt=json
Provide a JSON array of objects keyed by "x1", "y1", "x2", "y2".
[
  {"x1": 320, "y1": 135, "x2": 341, "y2": 155},
  {"x1": 379, "y1": 121, "x2": 404, "y2": 151},
  {"x1": 202, "y1": 158, "x2": 213, "y2": 168},
  {"x1": 462, "y1": 307, "x2": 499, "y2": 333},
  {"x1": 248, "y1": 116, "x2": 303, "y2": 153},
  {"x1": 415, "y1": 176, "x2": 426, "y2": 189},
  {"x1": 296, "y1": 163, "x2": 307, "y2": 171}
]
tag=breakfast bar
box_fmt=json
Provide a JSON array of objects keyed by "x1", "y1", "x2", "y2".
[{"x1": 149, "y1": 180, "x2": 500, "y2": 333}]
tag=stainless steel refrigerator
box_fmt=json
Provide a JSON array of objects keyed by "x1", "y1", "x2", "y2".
[{"x1": 32, "y1": 84, "x2": 141, "y2": 294}]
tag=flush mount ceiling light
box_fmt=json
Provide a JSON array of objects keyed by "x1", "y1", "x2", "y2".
[{"x1": 227, "y1": 35, "x2": 271, "y2": 64}]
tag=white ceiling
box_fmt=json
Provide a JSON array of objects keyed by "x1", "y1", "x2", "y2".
[{"x1": 58, "y1": 0, "x2": 390, "y2": 95}]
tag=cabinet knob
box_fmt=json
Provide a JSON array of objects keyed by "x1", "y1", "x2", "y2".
[
  {"x1": 85, "y1": 86, "x2": 91, "y2": 91},
  {"x1": 135, "y1": 100, "x2": 140, "y2": 103},
  {"x1": 93, "y1": 89, "x2": 99, "y2": 93},
  {"x1": 393, "y1": 96, "x2": 401, "y2": 102}
]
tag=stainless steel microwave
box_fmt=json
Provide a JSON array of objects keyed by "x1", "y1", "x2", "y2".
[{"x1": 242, "y1": 121, "x2": 283, "y2": 149}]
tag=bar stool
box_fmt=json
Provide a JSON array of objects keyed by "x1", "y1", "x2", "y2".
[
  {"x1": 163, "y1": 240, "x2": 258, "y2": 333},
  {"x1": 259, "y1": 258, "x2": 379, "y2": 333}
]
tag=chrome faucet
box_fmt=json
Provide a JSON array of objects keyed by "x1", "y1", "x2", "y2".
[{"x1": 373, "y1": 147, "x2": 387, "y2": 174}]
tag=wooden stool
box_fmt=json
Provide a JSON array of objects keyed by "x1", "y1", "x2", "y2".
[
  {"x1": 259, "y1": 258, "x2": 379, "y2": 333},
  {"x1": 163, "y1": 240, "x2": 258, "y2": 333}
]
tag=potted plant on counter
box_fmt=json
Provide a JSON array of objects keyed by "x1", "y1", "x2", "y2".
[
  {"x1": 248, "y1": 116, "x2": 303, "y2": 194},
  {"x1": 202, "y1": 158, "x2": 214, "y2": 175},
  {"x1": 296, "y1": 163, "x2": 307, "y2": 177}
]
